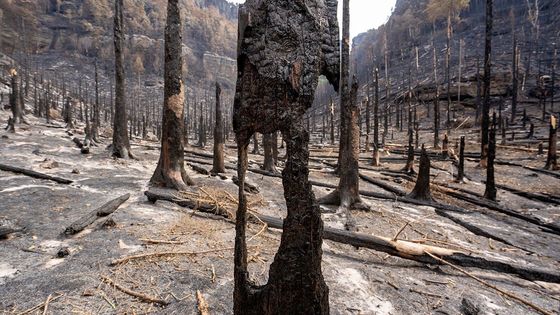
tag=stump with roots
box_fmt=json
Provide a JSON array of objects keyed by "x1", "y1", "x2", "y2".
[{"x1": 232, "y1": 0, "x2": 339, "y2": 313}]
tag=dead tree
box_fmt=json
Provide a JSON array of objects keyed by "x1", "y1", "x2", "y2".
[
  {"x1": 545, "y1": 115, "x2": 558, "y2": 170},
  {"x1": 232, "y1": 0, "x2": 339, "y2": 312},
  {"x1": 403, "y1": 128, "x2": 415, "y2": 174},
  {"x1": 480, "y1": 0, "x2": 493, "y2": 168},
  {"x1": 484, "y1": 120, "x2": 497, "y2": 200},
  {"x1": 442, "y1": 133, "x2": 449, "y2": 159},
  {"x1": 330, "y1": 98, "x2": 335, "y2": 144},
  {"x1": 211, "y1": 82, "x2": 225, "y2": 174},
  {"x1": 319, "y1": 0, "x2": 369, "y2": 214},
  {"x1": 511, "y1": 29, "x2": 519, "y2": 123},
  {"x1": 432, "y1": 42, "x2": 440, "y2": 148},
  {"x1": 92, "y1": 61, "x2": 100, "y2": 142},
  {"x1": 456, "y1": 136, "x2": 466, "y2": 182},
  {"x1": 112, "y1": 0, "x2": 133, "y2": 158},
  {"x1": 197, "y1": 115, "x2": 206, "y2": 147},
  {"x1": 408, "y1": 146, "x2": 433, "y2": 201},
  {"x1": 251, "y1": 133, "x2": 258, "y2": 154},
  {"x1": 5, "y1": 117, "x2": 14, "y2": 133},
  {"x1": 149, "y1": 0, "x2": 193, "y2": 190},
  {"x1": 373, "y1": 67, "x2": 381, "y2": 166},
  {"x1": 262, "y1": 133, "x2": 277, "y2": 173},
  {"x1": 9, "y1": 70, "x2": 24, "y2": 124}
]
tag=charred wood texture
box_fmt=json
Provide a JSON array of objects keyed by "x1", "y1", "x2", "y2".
[
  {"x1": 112, "y1": 0, "x2": 132, "y2": 159},
  {"x1": 10, "y1": 72, "x2": 24, "y2": 124},
  {"x1": 150, "y1": 0, "x2": 193, "y2": 190},
  {"x1": 544, "y1": 115, "x2": 558, "y2": 170},
  {"x1": 232, "y1": 0, "x2": 339, "y2": 313},
  {"x1": 484, "y1": 122, "x2": 497, "y2": 200},
  {"x1": 408, "y1": 146, "x2": 433, "y2": 201},
  {"x1": 0, "y1": 163, "x2": 72, "y2": 184},
  {"x1": 64, "y1": 194, "x2": 130, "y2": 235},
  {"x1": 456, "y1": 136, "x2": 466, "y2": 182},
  {"x1": 480, "y1": 0, "x2": 493, "y2": 168},
  {"x1": 212, "y1": 82, "x2": 225, "y2": 174}
]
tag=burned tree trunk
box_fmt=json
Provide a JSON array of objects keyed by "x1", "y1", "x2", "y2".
[
  {"x1": 373, "y1": 67, "x2": 380, "y2": 166},
  {"x1": 232, "y1": 0, "x2": 339, "y2": 312},
  {"x1": 112, "y1": 0, "x2": 133, "y2": 159},
  {"x1": 403, "y1": 128, "x2": 415, "y2": 174},
  {"x1": 408, "y1": 146, "x2": 433, "y2": 202},
  {"x1": 197, "y1": 115, "x2": 206, "y2": 147},
  {"x1": 480, "y1": 0, "x2": 493, "y2": 168},
  {"x1": 456, "y1": 136, "x2": 466, "y2": 182},
  {"x1": 92, "y1": 61, "x2": 100, "y2": 142},
  {"x1": 319, "y1": 0, "x2": 367, "y2": 213},
  {"x1": 544, "y1": 115, "x2": 558, "y2": 170},
  {"x1": 149, "y1": 0, "x2": 193, "y2": 190},
  {"x1": 10, "y1": 71, "x2": 24, "y2": 124},
  {"x1": 251, "y1": 133, "x2": 259, "y2": 154},
  {"x1": 211, "y1": 82, "x2": 225, "y2": 174},
  {"x1": 432, "y1": 43, "x2": 440, "y2": 149},
  {"x1": 484, "y1": 122, "x2": 497, "y2": 200},
  {"x1": 262, "y1": 133, "x2": 277, "y2": 173},
  {"x1": 442, "y1": 133, "x2": 449, "y2": 159},
  {"x1": 511, "y1": 33, "x2": 518, "y2": 124},
  {"x1": 330, "y1": 98, "x2": 335, "y2": 144},
  {"x1": 5, "y1": 117, "x2": 15, "y2": 133}
]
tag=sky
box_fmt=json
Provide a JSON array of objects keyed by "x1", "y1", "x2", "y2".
[{"x1": 227, "y1": 0, "x2": 396, "y2": 40}]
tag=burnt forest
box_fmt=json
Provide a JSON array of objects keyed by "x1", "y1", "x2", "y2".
[{"x1": 0, "y1": 0, "x2": 559, "y2": 314}]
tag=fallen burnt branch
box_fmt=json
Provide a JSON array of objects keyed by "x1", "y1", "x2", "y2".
[
  {"x1": 147, "y1": 192, "x2": 560, "y2": 284},
  {"x1": 0, "y1": 226, "x2": 24, "y2": 239},
  {"x1": 145, "y1": 188, "x2": 232, "y2": 218},
  {"x1": 101, "y1": 275, "x2": 169, "y2": 305},
  {"x1": 64, "y1": 194, "x2": 130, "y2": 235},
  {"x1": 441, "y1": 189, "x2": 560, "y2": 235},
  {"x1": 0, "y1": 163, "x2": 73, "y2": 184},
  {"x1": 187, "y1": 162, "x2": 210, "y2": 175},
  {"x1": 492, "y1": 183, "x2": 560, "y2": 206},
  {"x1": 433, "y1": 209, "x2": 535, "y2": 254}
]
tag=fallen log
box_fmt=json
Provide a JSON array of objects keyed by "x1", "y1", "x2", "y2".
[
  {"x1": 64, "y1": 194, "x2": 130, "y2": 235},
  {"x1": 359, "y1": 173, "x2": 407, "y2": 196},
  {"x1": 0, "y1": 226, "x2": 24, "y2": 239},
  {"x1": 0, "y1": 163, "x2": 73, "y2": 185},
  {"x1": 442, "y1": 189, "x2": 560, "y2": 235},
  {"x1": 492, "y1": 183, "x2": 560, "y2": 206},
  {"x1": 187, "y1": 163, "x2": 210, "y2": 175},
  {"x1": 144, "y1": 189, "x2": 560, "y2": 284},
  {"x1": 145, "y1": 188, "x2": 232, "y2": 218}
]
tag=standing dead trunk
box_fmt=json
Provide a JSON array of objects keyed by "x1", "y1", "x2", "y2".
[
  {"x1": 149, "y1": 0, "x2": 193, "y2": 190},
  {"x1": 456, "y1": 136, "x2": 465, "y2": 182},
  {"x1": 373, "y1": 67, "x2": 380, "y2": 166},
  {"x1": 445, "y1": 12, "x2": 452, "y2": 129},
  {"x1": 211, "y1": 82, "x2": 225, "y2": 174},
  {"x1": 408, "y1": 146, "x2": 433, "y2": 201},
  {"x1": 403, "y1": 128, "x2": 415, "y2": 174},
  {"x1": 480, "y1": 0, "x2": 493, "y2": 168},
  {"x1": 262, "y1": 133, "x2": 277, "y2": 173},
  {"x1": 433, "y1": 43, "x2": 440, "y2": 149},
  {"x1": 442, "y1": 133, "x2": 449, "y2": 159},
  {"x1": 511, "y1": 33, "x2": 518, "y2": 124},
  {"x1": 330, "y1": 98, "x2": 335, "y2": 144},
  {"x1": 92, "y1": 61, "x2": 100, "y2": 142},
  {"x1": 10, "y1": 71, "x2": 24, "y2": 124},
  {"x1": 544, "y1": 115, "x2": 558, "y2": 170},
  {"x1": 112, "y1": 0, "x2": 133, "y2": 159},
  {"x1": 484, "y1": 120, "x2": 497, "y2": 200},
  {"x1": 251, "y1": 133, "x2": 259, "y2": 154},
  {"x1": 319, "y1": 0, "x2": 368, "y2": 222}
]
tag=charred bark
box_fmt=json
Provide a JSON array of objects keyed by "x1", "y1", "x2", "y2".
[
  {"x1": 544, "y1": 115, "x2": 558, "y2": 170},
  {"x1": 112, "y1": 0, "x2": 133, "y2": 159},
  {"x1": 480, "y1": 0, "x2": 493, "y2": 168},
  {"x1": 211, "y1": 82, "x2": 225, "y2": 174},
  {"x1": 456, "y1": 136, "x2": 466, "y2": 182},
  {"x1": 408, "y1": 146, "x2": 433, "y2": 201},
  {"x1": 149, "y1": 0, "x2": 194, "y2": 190}
]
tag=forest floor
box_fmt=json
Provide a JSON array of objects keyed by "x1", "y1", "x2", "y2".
[{"x1": 0, "y1": 102, "x2": 560, "y2": 314}]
